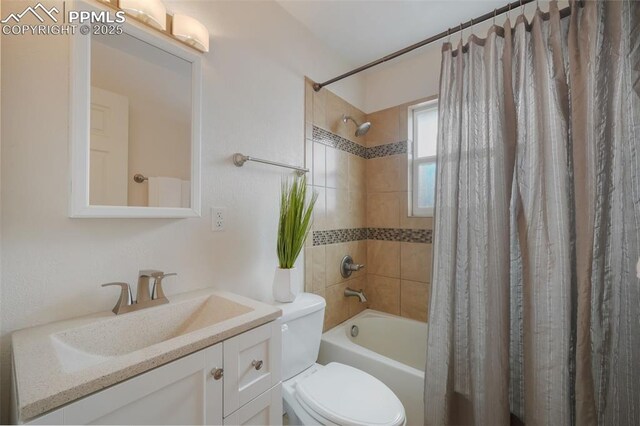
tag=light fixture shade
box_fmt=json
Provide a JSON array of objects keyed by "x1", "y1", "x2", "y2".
[
  {"x1": 172, "y1": 14, "x2": 209, "y2": 52},
  {"x1": 119, "y1": 0, "x2": 167, "y2": 31}
]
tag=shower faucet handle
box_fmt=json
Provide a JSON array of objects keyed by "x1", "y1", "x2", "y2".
[
  {"x1": 340, "y1": 255, "x2": 365, "y2": 278},
  {"x1": 346, "y1": 262, "x2": 365, "y2": 272}
]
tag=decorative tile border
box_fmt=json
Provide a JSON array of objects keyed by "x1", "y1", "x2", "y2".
[
  {"x1": 312, "y1": 228, "x2": 368, "y2": 246},
  {"x1": 367, "y1": 228, "x2": 433, "y2": 244},
  {"x1": 311, "y1": 125, "x2": 407, "y2": 160},
  {"x1": 366, "y1": 140, "x2": 408, "y2": 159},
  {"x1": 312, "y1": 126, "x2": 367, "y2": 158},
  {"x1": 312, "y1": 227, "x2": 432, "y2": 246}
]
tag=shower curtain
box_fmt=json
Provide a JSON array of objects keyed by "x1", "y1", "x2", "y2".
[{"x1": 424, "y1": 1, "x2": 640, "y2": 425}]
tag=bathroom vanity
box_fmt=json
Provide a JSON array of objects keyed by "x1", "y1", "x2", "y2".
[{"x1": 10, "y1": 290, "x2": 282, "y2": 425}]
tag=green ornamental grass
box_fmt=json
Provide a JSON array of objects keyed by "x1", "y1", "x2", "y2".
[{"x1": 277, "y1": 175, "x2": 317, "y2": 269}]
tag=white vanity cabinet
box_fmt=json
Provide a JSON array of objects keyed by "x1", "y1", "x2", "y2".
[
  {"x1": 223, "y1": 322, "x2": 281, "y2": 416},
  {"x1": 21, "y1": 322, "x2": 282, "y2": 426}
]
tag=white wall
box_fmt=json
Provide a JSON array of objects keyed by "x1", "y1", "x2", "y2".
[
  {"x1": 0, "y1": 0, "x2": 364, "y2": 420},
  {"x1": 363, "y1": 0, "x2": 569, "y2": 113},
  {"x1": 363, "y1": 43, "x2": 442, "y2": 113}
]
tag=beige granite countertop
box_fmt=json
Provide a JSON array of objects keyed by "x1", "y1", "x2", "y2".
[{"x1": 12, "y1": 289, "x2": 281, "y2": 422}]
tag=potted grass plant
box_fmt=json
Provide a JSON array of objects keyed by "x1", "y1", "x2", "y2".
[{"x1": 273, "y1": 175, "x2": 317, "y2": 302}]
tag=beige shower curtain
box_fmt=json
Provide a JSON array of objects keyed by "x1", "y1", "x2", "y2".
[{"x1": 424, "y1": 1, "x2": 640, "y2": 425}]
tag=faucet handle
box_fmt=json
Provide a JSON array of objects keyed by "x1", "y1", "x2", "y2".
[
  {"x1": 152, "y1": 272, "x2": 177, "y2": 300},
  {"x1": 136, "y1": 270, "x2": 165, "y2": 303},
  {"x1": 149, "y1": 272, "x2": 177, "y2": 284},
  {"x1": 340, "y1": 255, "x2": 366, "y2": 278},
  {"x1": 101, "y1": 282, "x2": 133, "y2": 315},
  {"x1": 347, "y1": 263, "x2": 365, "y2": 272},
  {"x1": 139, "y1": 269, "x2": 163, "y2": 278}
]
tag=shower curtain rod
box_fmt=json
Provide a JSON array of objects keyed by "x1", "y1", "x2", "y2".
[{"x1": 312, "y1": 0, "x2": 574, "y2": 92}]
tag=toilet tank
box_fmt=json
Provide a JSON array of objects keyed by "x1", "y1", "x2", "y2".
[{"x1": 277, "y1": 293, "x2": 326, "y2": 381}]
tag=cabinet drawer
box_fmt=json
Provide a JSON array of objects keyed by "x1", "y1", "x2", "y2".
[
  {"x1": 223, "y1": 384, "x2": 282, "y2": 426},
  {"x1": 223, "y1": 322, "x2": 281, "y2": 416}
]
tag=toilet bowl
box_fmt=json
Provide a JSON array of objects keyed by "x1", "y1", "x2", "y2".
[
  {"x1": 283, "y1": 363, "x2": 405, "y2": 426},
  {"x1": 275, "y1": 293, "x2": 406, "y2": 426}
]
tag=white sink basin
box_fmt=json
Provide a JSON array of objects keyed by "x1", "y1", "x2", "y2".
[
  {"x1": 50, "y1": 294, "x2": 253, "y2": 372},
  {"x1": 12, "y1": 289, "x2": 282, "y2": 422}
]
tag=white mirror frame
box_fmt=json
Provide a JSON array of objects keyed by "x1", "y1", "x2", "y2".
[{"x1": 69, "y1": 1, "x2": 202, "y2": 218}]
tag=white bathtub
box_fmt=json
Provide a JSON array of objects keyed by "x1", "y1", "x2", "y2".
[{"x1": 318, "y1": 310, "x2": 427, "y2": 426}]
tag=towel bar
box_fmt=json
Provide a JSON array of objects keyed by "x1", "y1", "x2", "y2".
[{"x1": 232, "y1": 153, "x2": 308, "y2": 176}]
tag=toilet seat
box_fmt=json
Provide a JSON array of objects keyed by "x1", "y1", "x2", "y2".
[{"x1": 294, "y1": 363, "x2": 405, "y2": 426}]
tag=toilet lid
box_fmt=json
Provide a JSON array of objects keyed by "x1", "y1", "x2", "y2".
[{"x1": 295, "y1": 363, "x2": 405, "y2": 426}]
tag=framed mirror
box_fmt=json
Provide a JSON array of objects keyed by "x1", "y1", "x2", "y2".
[{"x1": 69, "y1": 2, "x2": 201, "y2": 218}]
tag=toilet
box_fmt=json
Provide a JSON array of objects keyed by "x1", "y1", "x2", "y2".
[{"x1": 277, "y1": 293, "x2": 406, "y2": 426}]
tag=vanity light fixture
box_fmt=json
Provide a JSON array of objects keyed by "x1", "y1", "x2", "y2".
[
  {"x1": 94, "y1": 0, "x2": 209, "y2": 54},
  {"x1": 171, "y1": 14, "x2": 210, "y2": 53},
  {"x1": 119, "y1": 0, "x2": 167, "y2": 31}
]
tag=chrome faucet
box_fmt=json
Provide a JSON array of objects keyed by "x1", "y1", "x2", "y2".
[
  {"x1": 102, "y1": 270, "x2": 176, "y2": 315},
  {"x1": 344, "y1": 287, "x2": 368, "y2": 303}
]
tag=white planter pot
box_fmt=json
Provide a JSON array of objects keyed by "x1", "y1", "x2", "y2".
[{"x1": 273, "y1": 266, "x2": 301, "y2": 303}]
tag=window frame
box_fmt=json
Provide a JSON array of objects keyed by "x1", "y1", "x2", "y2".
[{"x1": 408, "y1": 97, "x2": 439, "y2": 217}]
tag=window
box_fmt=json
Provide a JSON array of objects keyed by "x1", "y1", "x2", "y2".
[{"x1": 408, "y1": 99, "x2": 438, "y2": 217}]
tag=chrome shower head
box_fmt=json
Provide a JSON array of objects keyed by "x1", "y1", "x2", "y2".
[
  {"x1": 355, "y1": 121, "x2": 371, "y2": 137},
  {"x1": 342, "y1": 114, "x2": 371, "y2": 137}
]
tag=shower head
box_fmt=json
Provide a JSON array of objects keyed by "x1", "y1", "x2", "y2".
[
  {"x1": 342, "y1": 114, "x2": 371, "y2": 137},
  {"x1": 355, "y1": 121, "x2": 371, "y2": 137}
]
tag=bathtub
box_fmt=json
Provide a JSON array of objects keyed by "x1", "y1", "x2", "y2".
[{"x1": 318, "y1": 309, "x2": 428, "y2": 426}]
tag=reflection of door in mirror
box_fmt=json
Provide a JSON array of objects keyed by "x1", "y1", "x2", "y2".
[
  {"x1": 90, "y1": 87, "x2": 129, "y2": 206},
  {"x1": 90, "y1": 32, "x2": 192, "y2": 208}
]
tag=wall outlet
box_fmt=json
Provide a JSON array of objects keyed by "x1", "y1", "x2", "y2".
[{"x1": 211, "y1": 207, "x2": 226, "y2": 231}]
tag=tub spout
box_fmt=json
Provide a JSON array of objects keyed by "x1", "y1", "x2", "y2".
[{"x1": 344, "y1": 287, "x2": 367, "y2": 303}]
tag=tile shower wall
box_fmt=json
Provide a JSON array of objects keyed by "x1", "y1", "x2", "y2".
[
  {"x1": 304, "y1": 80, "x2": 433, "y2": 329},
  {"x1": 365, "y1": 102, "x2": 433, "y2": 322},
  {"x1": 304, "y1": 78, "x2": 369, "y2": 331}
]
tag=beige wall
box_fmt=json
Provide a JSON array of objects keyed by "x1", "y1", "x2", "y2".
[
  {"x1": 304, "y1": 78, "x2": 368, "y2": 331},
  {"x1": 364, "y1": 102, "x2": 433, "y2": 322}
]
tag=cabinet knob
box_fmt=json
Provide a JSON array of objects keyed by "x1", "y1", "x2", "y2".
[
  {"x1": 252, "y1": 360, "x2": 263, "y2": 370},
  {"x1": 211, "y1": 368, "x2": 224, "y2": 380}
]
